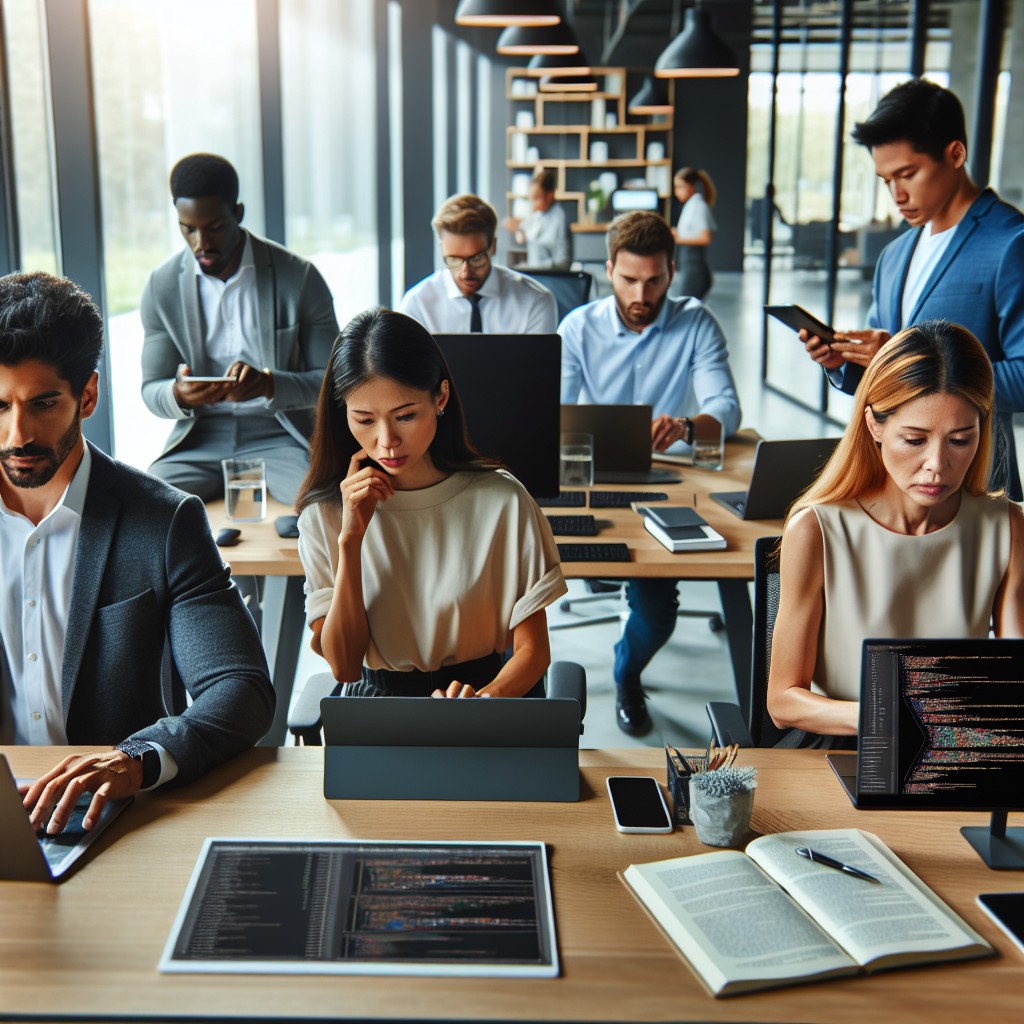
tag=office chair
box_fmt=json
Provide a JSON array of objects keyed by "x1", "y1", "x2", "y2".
[
  {"x1": 288, "y1": 661, "x2": 587, "y2": 746},
  {"x1": 517, "y1": 269, "x2": 592, "y2": 322},
  {"x1": 705, "y1": 535, "x2": 790, "y2": 747}
]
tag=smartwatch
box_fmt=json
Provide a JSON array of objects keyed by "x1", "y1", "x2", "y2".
[
  {"x1": 116, "y1": 740, "x2": 161, "y2": 790},
  {"x1": 678, "y1": 417, "x2": 695, "y2": 446}
]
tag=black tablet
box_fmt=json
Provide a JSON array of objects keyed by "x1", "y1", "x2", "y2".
[{"x1": 764, "y1": 303, "x2": 836, "y2": 345}]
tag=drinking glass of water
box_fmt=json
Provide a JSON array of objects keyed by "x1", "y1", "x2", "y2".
[
  {"x1": 692, "y1": 418, "x2": 725, "y2": 471},
  {"x1": 222, "y1": 458, "x2": 267, "y2": 522},
  {"x1": 559, "y1": 432, "x2": 594, "y2": 487}
]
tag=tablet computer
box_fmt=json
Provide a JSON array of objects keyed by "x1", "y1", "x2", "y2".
[{"x1": 764, "y1": 304, "x2": 836, "y2": 345}]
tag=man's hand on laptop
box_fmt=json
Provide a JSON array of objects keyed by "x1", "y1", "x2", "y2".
[
  {"x1": 651, "y1": 414, "x2": 690, "y2": 451},
  {"x1": 20, "y1": 751, "x2": 143, "y2": 835}
]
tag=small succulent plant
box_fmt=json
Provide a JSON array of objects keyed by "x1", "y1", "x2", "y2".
[{"x1": 691, "y1": 765, "x2": 757, "y2": 798}]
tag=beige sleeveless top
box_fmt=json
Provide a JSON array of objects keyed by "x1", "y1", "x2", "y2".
[{"x1": 811, "y1": 492, "x2": 1011, "y2": 702}]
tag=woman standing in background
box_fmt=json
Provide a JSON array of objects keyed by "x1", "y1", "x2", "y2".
[
  {"x1": 672, "y1": 167, "x2": 717, "y2": 301},
  {"x1": 503, "y1": 168, "x2": 571, "y2": 269}
]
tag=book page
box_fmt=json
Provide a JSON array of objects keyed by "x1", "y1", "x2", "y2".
[
  {"x1": 746, "y1": 829, "x2": 990, "y2": 968},
  {"x1": 624, "y1": 851, "x2": 856, "y2": 995}
]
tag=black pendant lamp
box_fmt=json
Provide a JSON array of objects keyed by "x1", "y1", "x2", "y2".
[
  {"x1": 654, "y1": 1, "x2": 740, "y2": 79},
  {"x1": 627, "y1": 75, "x2": 673, "y2": 115},
  {"x1": 455, "y1": 0, "x2": 561, "y2": 27},
  {"x1": 526, "y1": 49, "x2": 593, "y2": 77},
  {"x1": 497, "y1": 21, "x2": 580, "y2": 56},
  {"x1": 539, "y1": 73, "x2": 597, "y2": 93}
]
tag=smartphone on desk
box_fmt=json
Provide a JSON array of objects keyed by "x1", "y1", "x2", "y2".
[
  {"x1": 607, "y1": 776, "x2": 673, "y2": 834},
  {"x1": 977, "y1": 892, "x2": 1024, "y2": 955},
  {"x1": 764, "y1": 304, "x2": 836, "y2": 346}
]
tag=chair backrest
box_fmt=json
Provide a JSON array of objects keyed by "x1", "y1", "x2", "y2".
[
  {"x1": 747, "y1": 535, "x2": 788, "y2": 747},
  {"x1": 518, "y1": 269, "x2": 593, "y2": 323}
]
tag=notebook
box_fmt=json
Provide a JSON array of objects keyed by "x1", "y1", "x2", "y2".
[
  {"x1": 710, "y1": 437, "x2": 839, "y2": 520},
  {"x1": 0, "y1": 754, "x2": 131, "y2": 882},
  {"x1": 559, "y1": 404, "x2": 680, "y2": 484}
]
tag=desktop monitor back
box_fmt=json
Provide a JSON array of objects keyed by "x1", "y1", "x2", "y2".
[
  {"x1": 826, "y1": 637, "x2": 1024, "y2": 811},
  {"x1": 434, "y1": 333, "x2": 560, "y2": 497}
]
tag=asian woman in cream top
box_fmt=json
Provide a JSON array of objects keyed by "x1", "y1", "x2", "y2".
[
  {"x1": 767, "y1": 321, "x2": 1024, "y2": 742},
  {"x1": 295, "y1": 307, "x2": 565, "y2": 699}
]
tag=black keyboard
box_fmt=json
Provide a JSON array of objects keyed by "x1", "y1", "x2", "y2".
[
  {"x1": 588, "y1": 490, "x2": 669, "y2": 509},
  {"x1": 546, "y1": 514, "x2": 598, "y2": 536},
  {"x1": 557, "y1": 542, "x2": 631, "y2": 562},
  {"x1": 536, "y1": 490, "x2": 587, "y2": 507}
]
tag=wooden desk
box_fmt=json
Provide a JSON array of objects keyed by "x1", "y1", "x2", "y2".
[
  {"x1": 2, "y1": 746, "x2": 1021, "y2": 1022},
  {"x1": 204, "y1": 435, "x2": 779, "y2": 739}
]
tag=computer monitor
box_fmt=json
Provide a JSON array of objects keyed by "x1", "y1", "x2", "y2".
[
  {"x1": 433, "y1": 333, "x2": 561, "y2": 498},
  {"x1": 610, "y1": 188, "x2": 660, "y2": 213},
  {"x1": 833, "y1": 638, "x2": 1024, "y2": 869}
]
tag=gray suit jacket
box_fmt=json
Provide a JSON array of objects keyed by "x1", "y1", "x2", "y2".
[
  {"x1": 140, "y1": 231, "x2": 339, "y2": 455},
  {"x1": 59, "y1": 445, "x2": 275, "y2": 785}
]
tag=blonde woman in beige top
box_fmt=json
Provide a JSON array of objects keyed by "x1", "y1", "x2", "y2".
[
  {"x1": 768, "y1": 321, "x2": 1024, "y2": 744},
  {"x1": 295, "y1": 307, "x2": 565, "y2": 700}
]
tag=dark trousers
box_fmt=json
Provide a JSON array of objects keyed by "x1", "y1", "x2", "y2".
[{"x1": 612, "y1": 579, "x2": 680, "y2": 689}]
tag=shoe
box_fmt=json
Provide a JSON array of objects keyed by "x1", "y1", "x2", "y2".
[{"x1": 615, "y1": 686, "x2": 650, "y2": 736}]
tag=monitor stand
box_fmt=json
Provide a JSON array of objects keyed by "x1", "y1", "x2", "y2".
[{"x1": 961, "y1": 812, "x2": 1024, "y2": 869}]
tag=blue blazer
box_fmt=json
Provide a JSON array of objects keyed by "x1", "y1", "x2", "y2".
[
  {"x1": 60, "y1": 445, "x2": 275, "y2": 784},
  {"x1": 839, "y1": 189, "x2": 1024, "y2": 498}
]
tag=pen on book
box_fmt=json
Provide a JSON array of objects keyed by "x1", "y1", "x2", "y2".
[{"x1": 795, "y1": 847, "x2": 880, "y2": 883}]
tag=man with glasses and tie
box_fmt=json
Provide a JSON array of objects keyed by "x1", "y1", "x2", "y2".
[{"x1": 399, "y1": 194, "x2": 557, "y2": 334}]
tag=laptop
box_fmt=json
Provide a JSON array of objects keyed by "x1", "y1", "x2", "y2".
[
  {"x1": 710, "y1": 437, "x2": 839, "y2": 519},
  {"x1": 321, "y1": 697, "x2": 581, "y2": 801},
  {"x1": 560, "y1": 404, "x2": 680, "y2": 484},
  {"x1": 0, "y1": 754, "x2": 131, "y2": 882}
]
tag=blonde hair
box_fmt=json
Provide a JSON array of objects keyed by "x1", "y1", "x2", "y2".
[
  {"x1": 431, "y1": 193, "x2": 498, "y2": 246},
  {"x1": 674, "y1": 166, "x2": 717, "y2": 207},
  {"x1": 789, "y1": 320, "x2": 995, "y2": 522}
]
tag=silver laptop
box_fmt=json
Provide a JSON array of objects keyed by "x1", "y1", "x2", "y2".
[
  {"x1": 560, "y1": 404, "x2": 680, "y2": 484},
  {"x1": 0, "y1": 754, "x2": 131, "y2": 882},
  {"x1": 710, "y1": 437, "x2": 839, "y2": 519},
  {"x1": 322, "y1": 697, "x2": 581, "y2": 801}
]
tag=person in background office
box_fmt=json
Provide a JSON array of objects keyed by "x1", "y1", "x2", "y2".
[
  {"x1": 140, "y1": 152, "x2": 338, "y2": 505},
  {"x1": 670, "y1": 167, "x2": 717, "y2": 301},
  {"x1": 296, "y1": 307, "x2": 566, "y2": 698},
  {"x1": 0, "y1": 272, "x2": 274, "y2": 834},
  {"x1": 399, "y1": 193, "x2": 558, "y2": 334},
  {"x1": 560, "y1": 211, "x2": 741, "y2": 735},
  {"x1": 769, "y1": 321, "x2": 1024, "y2": 746},
  {"x1": 800, "y1": 79, "x2": 1024, "y2": 500},
  {"x1": 501, "y1": 168, "x2": 572, "y2": 269}
]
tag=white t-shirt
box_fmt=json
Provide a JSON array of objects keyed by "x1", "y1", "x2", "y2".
[
  {"x1": 676, "y1": 192, "x2": 716, "y2": 242},
  {"x1": 901, "y1": 222, "x2": 956, "y2": 324},
  {"x1": 298, "y1": 469, "x2": 566, "y2": 672}
]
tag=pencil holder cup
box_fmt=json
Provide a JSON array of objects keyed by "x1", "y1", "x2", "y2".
[{"x1": 688, "y1": 768, "x2": 757, "y2": 847}]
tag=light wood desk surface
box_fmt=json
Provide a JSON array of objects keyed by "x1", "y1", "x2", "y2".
[
  {"x1": 2, "y1": 745, "x2": 1022, "y2": 1022},
  {"x1": 203, "y1": 433, "x2": 781, "y2": 581}
]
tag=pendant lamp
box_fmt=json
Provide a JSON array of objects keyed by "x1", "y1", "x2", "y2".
[
  {"x1": 654, "y1": 1, "x2": 739, "y2": 79},
  {"x1": 454, "y1": 0, "x2": 561, "y2": 28},
  {"x1": 497, "y1": 21, "x2": 580, "y2": 56},
  {"x1": 526, "y1": 49, "x2": 593, "y2": 77},
  {"x1": 539, "y1": 74, "x2": 597, "y2": 93},
  {"x1": 627, "y1": 75, "x2": 673, "y2": 115}
]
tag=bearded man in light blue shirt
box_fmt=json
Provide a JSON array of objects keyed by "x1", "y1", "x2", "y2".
[{"x1": 560, "y1": 211, "x2": 741, "y2": 735}]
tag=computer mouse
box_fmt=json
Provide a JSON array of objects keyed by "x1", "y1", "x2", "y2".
[
  {"x1": 216, "y1": 528, "x2": 242, "y2": 547},
  {"x1": 275, "y1": 515, "x2": 299, "y2": 539}
]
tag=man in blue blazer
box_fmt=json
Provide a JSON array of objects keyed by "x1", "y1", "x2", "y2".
[
  {"x1": 0, "y1": 273, "x2": 275, "y2": 835},
  {"x1": 141, "y1": 153, "x2": 338, "y2": 504},
  {"x1": 804, "y1": 80, "x2": 1024, "y2": 498}
]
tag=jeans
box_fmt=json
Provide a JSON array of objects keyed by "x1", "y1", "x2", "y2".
[{"x1": 613, "y1": 579, "x2": 680, "y2": 689}]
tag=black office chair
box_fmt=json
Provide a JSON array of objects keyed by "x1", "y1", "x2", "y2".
[
  {"x1": 705, "y1": 535, "x2": 790, "y2": 747},
  {"x1": 517, "y1": 269, "x2": 592, "y2": 322},
  {"x1": 288, "y1": 661, "x2": 587, "y2": 745}
]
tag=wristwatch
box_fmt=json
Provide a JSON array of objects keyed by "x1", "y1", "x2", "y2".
[
  {"x1": 677, "y1": 417, "x2": 695, "y2": 446},
  {"x1": 116, "y1": 740, "x2": 161, "y2": 790}
]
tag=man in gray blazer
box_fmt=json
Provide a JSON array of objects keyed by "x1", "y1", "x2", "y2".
[
  {"x1": 141, "y1": 153, "x2": 339, "y2": 504},
  {"x1": 0, "y1": 272, "x2": 275, "y2": 835}
]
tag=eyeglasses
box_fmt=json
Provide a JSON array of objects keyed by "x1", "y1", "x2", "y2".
[{"x1": 442, "y1": 247, "x2": 491, "y2": 271}]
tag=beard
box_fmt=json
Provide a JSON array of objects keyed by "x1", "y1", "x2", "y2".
[
  {"x1": 0, "y1": 415, "x2": 81, "y2": 489},
  {"x1": 614, "y1": 289, "x2": 669, "y2": 333}
]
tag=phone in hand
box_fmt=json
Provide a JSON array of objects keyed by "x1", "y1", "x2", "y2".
[
  {"x1": 606, "y1": 776, "x2": 673, "y2": 834},
  {"x1": 977, "y1": 892, "x2": 1024, "y2": 955},
  {"x1": 764, "y1": 304, "x2": 836, "y2": 346},
  {"x1": 181, "y1": 375, "x2": 238, "y2": 383}
]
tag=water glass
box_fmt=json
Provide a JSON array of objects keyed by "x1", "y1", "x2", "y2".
[
  {"x1": 559, "y1": 432, "x2": 594, "y2": 488},
  {"x1": 222, "y1": 458, "x2": 267, "y2": 522},
  {"x1": 692, "y1": 418, "x2": 725, "y2": 471}
]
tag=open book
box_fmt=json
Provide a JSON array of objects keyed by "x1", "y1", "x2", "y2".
[{"x1": 622, "y1": 828, "x2": 991, "y2": 997}]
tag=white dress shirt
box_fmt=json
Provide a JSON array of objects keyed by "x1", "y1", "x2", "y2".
[
  {"x1": 399, "y1": 263, "x2": 558, "y2": 334},
  {"x1": 675, "y1": 192, "x2": 716, "y2": 241},
  {"x1": 522, "y1": 205, "x2": 571, "y2": 268}
]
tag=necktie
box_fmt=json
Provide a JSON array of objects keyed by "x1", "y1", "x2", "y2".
[{"x1": 468, "y1": 294, "x2": 483, "y2": 333}]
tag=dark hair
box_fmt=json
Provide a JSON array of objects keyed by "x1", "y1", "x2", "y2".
[
  {"x1": 296, "y1": 308, "x2": 499, "y2": 513},
  {"x1": 531, "y1": 167, "x2": 556, "y2": 194},
  {"x1": 851, "y1": 79, "x2": 967, "y2": 161},
  {"x1": 170, "y1": 153, "x2": 240, "y2": 205},
  {"x1": 0, "y1": 272, "x2": 103, "y2": 395},
  {"x1": 606, "y1": 210, "x2": 675, "y2": 265}
]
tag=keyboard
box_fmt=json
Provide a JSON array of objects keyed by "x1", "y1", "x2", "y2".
[
  {"x1": 556, "y1": 542, "x2": 631, "y2": 562},
  {"x1": 546, "y1": 514, "x2": 598, "y2": 536},
  {"x1": 588, "y1": 490, "x2": 669, "y2": 509},
  {"x1": 536, "y1": 490, "x2": 587, "y2": 507}
]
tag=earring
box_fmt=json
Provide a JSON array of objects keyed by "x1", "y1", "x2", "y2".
[
  {"x1": 437, "y1": 409, "x2": 445, "y2": 418},
  {"x1": 875, "y1": 440, "x2": 882, "y2": 450}
]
